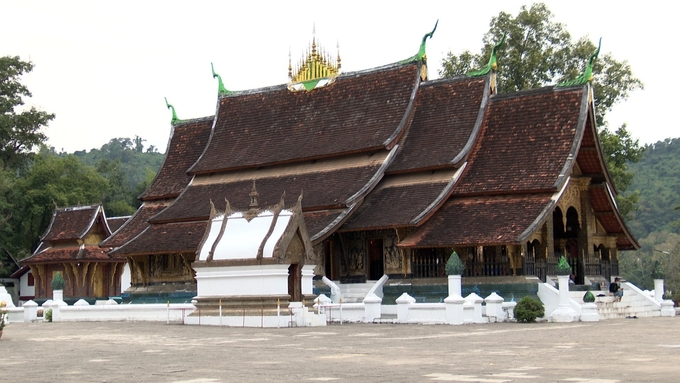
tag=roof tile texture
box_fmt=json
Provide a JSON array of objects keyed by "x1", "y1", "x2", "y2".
[
  {"x1": 110, "y1": 221, "x2": 207, "y2": 257},
  {"x1": 42, "y1": 206, "x2": 99, "y2": 241},
  {"x1": 388, "y1": 77, "x2": 486, "y2": 173},
  {"x1": 454, "y1": 87, "x2": 584, "y2": 195},
  {"x1": 400, "y1": 194, "x2": 552, "y2": 247},
  {"x1": 23, "y1": 246, "x2": 113, "y2": 264},
  {"x1": 151, "y1": 164, "x2": 382, "y2": 224},
  {"x1": 140, "y1": 118, "x2": 213, "y2": 200},
  {"x1": 189, "y1": 64, "x2": 418, "y2": 174},
  {"x1": 342, "y1": 181, "x2": 449, "y2": 230},
  {"x1": 101, "y1": 204, "x2": 168, "y2": 248}
]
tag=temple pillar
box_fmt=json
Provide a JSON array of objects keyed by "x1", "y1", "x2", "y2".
[
  {"x1": 578, "y1": 178, "x2": 594, "y2": 260},
  {"x1": 545, "y1": 213, "x2": 555, "y2": 259}
]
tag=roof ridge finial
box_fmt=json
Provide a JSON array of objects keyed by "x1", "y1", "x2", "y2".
[
  {"x1": 164, "y1": 97, "x2": 180, "y2": 124},
  {"x1": 558, "y1": 37, "x2": 602, "y2": 87},
  {"x1": 400, "y1": 20, "x2": 438, "y2": 64},
  {"x1": 211, "y1": 62, "x2": 233, "y2": 96},
  {"x1": 467, "y1": 32, "x2": 507, "y2": 77}
]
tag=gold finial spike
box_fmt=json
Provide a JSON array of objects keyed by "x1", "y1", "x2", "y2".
[{"x1": 337, "y1": 41, "x2": 341, "y2": 69}]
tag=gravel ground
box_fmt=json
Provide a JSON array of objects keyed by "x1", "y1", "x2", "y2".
[{"x1": 1, "y1": 317, "x2": 679, "y2": 382}]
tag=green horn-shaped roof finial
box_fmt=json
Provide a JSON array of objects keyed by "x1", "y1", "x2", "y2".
[
  {"x1": 211, "y1": 62, "x2": 233, "y2": 96},
  {"x1": 164, "y1": 97, "x2": 180, "y2": 125},
  {"x1": 400, "y1": 20, "x2": 438, "y2": 64},
  {"x1": 558, "y1": 37, "x2": 601, "y2": 87},
  {"x1": 467, "y1": 32, "x2": 506, "y2": 77}
]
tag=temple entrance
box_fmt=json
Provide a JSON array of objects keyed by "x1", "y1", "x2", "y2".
[
  {"x1": 566, "y1": 239, "x2": 583, "y2": 284},
  {"x1": 368, "y1": 238, "x2": 384, "y2": 280},
  {"x1": 288, "y1": 263, "x2": 301, "y2": 302}
]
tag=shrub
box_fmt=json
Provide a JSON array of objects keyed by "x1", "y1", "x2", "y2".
[
  {"x1": 583, "y1": 290, "x2": 595, "y2": 303},
  {"x1": 514, "y1": 296, "x2": 545, "y2": 323},
  {"x1": 45, "y1": 309, "x2": 53, "y2": 322},
  {"x1": 51, "y1": 271, "x2": 65, "y2": 291},
  {"x1": 445, "y1": 251, "x2": 465, "y2": 275}
]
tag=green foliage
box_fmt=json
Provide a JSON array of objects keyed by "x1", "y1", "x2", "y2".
[
  {"x1": 0, "y1": 56, "x2": 55, "y2": 171},
  {"x1": 10, "y1": 152, "x2": 109, "y2": 253},
  {"x1": 599, "y1": 125, "x2": 645, "y2": 218},
  {"x1": 439, "y1": 3, "x2": 644, "y2": 215},
  {"x1": 440, "y1": 4, "x2": 642, "y2": 123},
  {"x1": 514, "y1": 296, "x2": 545, "y2": 323},
  {"x1": 555, "y1": 256, "x2": 572, "y2": 276},
  {"x1": 45, "y1": 308, "x2": 53, "y2": 322},
  {"x1": 625, "y1": 138, "x2": 680, "y2": 238},
  {"x1": 583, "y1": 290, "x2": 595, "y2": 303},
  {"x1": 51, "y1": 271, "x2": 65, "y2": 290},
  {"x1": 650, "y1": 260, "x2": 665, "y2": 280},
  {"x1": 445, "y1": 251, "x2": 465, "y2": 275}
]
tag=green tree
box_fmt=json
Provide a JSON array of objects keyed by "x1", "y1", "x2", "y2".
[
  {"x1": 11, "y1": 152, "x2": 109, "y2": 256},
  {"x1": 95, "y1": 158, "x2": 136, "y2": 216},
  {"x1": 440, "y1": 3, "x2": 644, "y2": 217},
  {"x1": 0, "y1": 56, "x2": 54, "y2": 171}
]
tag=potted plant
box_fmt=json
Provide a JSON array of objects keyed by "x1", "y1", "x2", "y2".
[
  {"x1": 445, "y1": 251, "x2": 465, "y2": 297},
  {"x1": 51, "y1": 271, "x2": 65, "y2": 302},
  {"x1": 0, "y1": 300, "x2": 8, "y2": 338}
]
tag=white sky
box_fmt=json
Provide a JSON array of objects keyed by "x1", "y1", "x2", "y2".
[{"x1": 3, "y1": 1, "x2": 677, "y2": 154}]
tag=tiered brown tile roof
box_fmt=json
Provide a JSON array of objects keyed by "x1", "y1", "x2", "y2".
[
  {"x1": 101, "y1": 204, "x2": 169, "y2": 248},
  {"x1": 387, "y1": 76, "x2": 488, "y2": 173},
  {"x1": 453, "y1": 86, "x2": 585, "y2": 195},
  {"x1": 189, "y1": 63, "x2": 420, "y2": 174},
  {"x1": 341, "y1": 180, "x2": 450, "y2": 231},
  {"x1": 399, "y1": 194, "x2": 553, "y2": 247},
  {"x1": 110, "y1": 221, "x2": 207, "y2": 256},
  {"x1": 151, "y1": 164, "x2": 383, "y2": 226},
  {"x1": 140, "y1": 117, "x2": 213, "y2": 200}
]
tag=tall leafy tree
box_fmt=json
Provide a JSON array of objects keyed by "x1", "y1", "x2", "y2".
[
  {"x1": 10, "y1": 152, "x2": 109, "y2": 257},
  {"x1": 440, "y1": 3, "x2": 644, "y2": 216},
  {"x1": 0, "y1": 56, "x2": 54, "y2": 171}
]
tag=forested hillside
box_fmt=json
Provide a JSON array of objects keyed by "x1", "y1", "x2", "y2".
[
  {"x1": 619, "y1": 137, "x2": 680, "y2": 297},
  {"x1": 625, "y1": 138, "x2": 680, "y2": 238}
]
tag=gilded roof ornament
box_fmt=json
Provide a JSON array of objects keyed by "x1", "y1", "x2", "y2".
[
  {"x1": 467, "y1": 33, "x2": 506, "y2": 77},
  {"x1": 558, "y1": 38, "x2": 601, "y2": 87},
  {"x1": 400, "y1": 20, "x2": 438, "y2": 64},
  {"x1": 288, "y1": 26, "x2": 341, "y2": 92},
  {"x1": 164, "y1": 97, "x2": 181, "y2": 125},
  {"x1": 211, "y1": 63, "x2": 233, "y2": 96}
]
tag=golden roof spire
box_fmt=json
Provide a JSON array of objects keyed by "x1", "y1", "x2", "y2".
[{"x1": 288, "y1": 25, "x2": 341, "y2": 91}]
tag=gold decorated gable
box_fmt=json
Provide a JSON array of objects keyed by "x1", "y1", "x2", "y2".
[{"x1": 288, "y1": 30, "x2": 341, "y2": 91}]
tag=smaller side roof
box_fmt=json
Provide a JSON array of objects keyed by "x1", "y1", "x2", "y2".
[
  {"x1": 22, "y1": 245, "x2": 114, "y2": 265},
  {"x1": 106, "y1": 216, "x2": 130, "y2": 234},
  {"x1": 41, "y1": 205, "x2": 108, "y2": 242}
]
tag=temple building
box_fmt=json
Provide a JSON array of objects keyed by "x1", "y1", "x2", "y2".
[
  {"x1": 21, "y1": 205, "x2": 126, "y2": 302},
  {"x1": 104, "y1": 25, "x2": 637, "y2": 303}
]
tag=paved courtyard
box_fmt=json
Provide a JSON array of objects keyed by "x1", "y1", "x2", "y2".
[{"x1": 1, "y1": 317, "x2": 679, "y2": 382}]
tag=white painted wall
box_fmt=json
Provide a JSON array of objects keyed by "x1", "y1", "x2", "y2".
[
  {"x1": 120, "y1": 263, "x2": 131, "y2": 294},
  {"x1": 19, "y1": 272, "x2": 35, "y2": 301},
  {"x1": 194, "y1": 264, "x2": 290, "y2": 297}
]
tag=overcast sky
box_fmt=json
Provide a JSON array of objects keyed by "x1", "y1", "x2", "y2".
[{"x1": 3, "y1": 1, "x2": 677, "y2": 154}]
